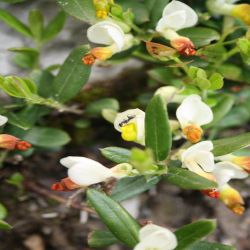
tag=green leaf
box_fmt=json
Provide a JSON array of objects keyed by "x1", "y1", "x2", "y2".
[
  {"x1": 0, "y1": 76, "x2": 37, "y2": 99},
  {"x1": 28, "y1": 9, "x2": 44, "y2": 40},
  {"x1": 85, "y1": 98, "x2": 119, "y2": 116},
  {"x1": 9, "y1": 47, "x2": 39, "y2": 69},
  {"x1": 0, "y1": 8, "x2": 32, "y2": 37},
  {"x1": 145, "y1": 95, "x2": 172, "y2": 161},
  {"x1": 6, "y1": 172, "x2": 24, "y2": 188},
  {"x1": 56, "y1": 0, "x2": 97, "y2": 23},
  {"x1": 175, "y1": 220, "x2": 216, "y2": 250},
  {"x1": 5, "y1": 112, "x2": 32, "y2": 130},
  {"x1": 116, "y1": 0, "x2": 149, "y2": 25},
  {"x1": 163, "y1": 166, "x2": 217, "y2": 190},
  {"x1": 213, "y1": 132, "x2": 250, "y2": 156},
  {"x1": 87, "y1": 189, "x2": 140, "y2": 248},
  {"x1": 145, "y1": 0, "x2": 169, "y2": 28},
  {"x1": 52, "y1": 45, "x2": 91, "y2": 103},
  {"x1": 187, "y1": 241, "x2": 235, "y2": 250},
  {"x1": 88, "y1": 230, "x2": 119, "y2": 248},
  {"x1": 205, "y1": 95, "x2": 235, "y2": 128},
  {"x1": 100, "y1": 147, "x2": 131, "y2": 163},
  {"x1": 111, "y1": 176, "x2": 160, "y2": 202},
  {"x1": 0, "y1": 220, "x2": 12, "y2": 230},
  {"x1": 42, "y1": 11, "x2": 66, "y2": 42},
  {"x1": 209, "y1": 73, "x2": 224, "y2": 90},
  {"x1": 179, "y1": 27, "x2": 220, "y2": 47},
  {"x1": 31, "y1": 69, "x2": 55, "y2": 98},
  {"x1": 22, "y1": 126, "x2": 71, "y2": 148},
  {"x1": 0, "y1": 203, "x2": 7, "y2": 220}
]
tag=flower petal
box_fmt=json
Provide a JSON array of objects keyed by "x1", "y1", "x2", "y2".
[
  {"x1": 214, "y1": 161, "x2": 248, "y2": 187},
  {"x1": 135, "y1": 224, "x2": 177, "y2": 250},
  {"x1": 162, "y1": 0, "x2": 198, "y2": 29},
  {"x1": 193, "y1": 151, "x2": 215, "y2": 172},
  {"x1": 156, "y1": 10, "x2": 186, "y2": 31},
  {"x1": 60, "y1": 156, "x2": 92, "y2": 168},
  {"x1": 87, "y1": 21, "x2": 125, "y2": 50},
  {"x1": 114, "y1": 109, "x2": 145, "y2": 132},
  {"x1": 176, "y1": 95, "x2": 213, "y2": 127},
  {"x1": 68, "y1": 162, "x2": 112, "y2": 186},
  {"x1": 0, "y1": 115, "x2": 8, "y2": 126},
  {"x1": 181, "y1": 141, "x2": 213, "y2": 161}
]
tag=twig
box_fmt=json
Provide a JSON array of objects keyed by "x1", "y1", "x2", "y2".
[{"x1": 25, "y1": 181, "x2": 95, "y2": 214}]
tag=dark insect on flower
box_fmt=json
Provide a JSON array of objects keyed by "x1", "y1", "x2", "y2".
[{"x1": 119, "y1": 115, "x2": 136, "y2": 127}]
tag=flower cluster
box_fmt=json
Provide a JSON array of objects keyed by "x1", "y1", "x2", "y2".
[{"x1": 82, "y1": 0, "x2": 200, "y2": 64}]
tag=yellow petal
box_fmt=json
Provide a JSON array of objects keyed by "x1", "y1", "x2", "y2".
[
  {"x1": 232, "y1": 4, "x2": 250, "y2": 25},
  {"x1": 121, "y1": 123, "x2": 137, "y2": 141},
  {"x1": 220, "y1": 185, "x2": 245, "y2": 215}
]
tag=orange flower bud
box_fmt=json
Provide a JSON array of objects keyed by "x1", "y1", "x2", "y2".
[
  {"x1": 51, "y1": 177, "x2": 81, "y2": 191},
  {"x1": 91, "y1": 47, "x2": 113, "y2": 61},
  {"x1": 171, "y1": 37, "x2": 196, "y2": 56},
  {"x1": 183, "y1": 124, "x2": 203, "y2": 143},
  {"x1": 82, "y1": 53, "x2": 96, "y2": 65},
  {"x1": 220, "y1": 185, "x2": 245, "y2": 215},
  {"x1": 232, "y1": 4, "x2": 250, "y2": 25},
  {"x1": 0, "y1": 134, "x2": 31, "y2": 151}
]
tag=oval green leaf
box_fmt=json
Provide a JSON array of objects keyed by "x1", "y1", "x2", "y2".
[
  {"x1": 164, "y1": 166, "x2": 217, "y2": 190},
  {"x1": 57, "y1": 0, "x2": 97, "y2": 23},
  {"x1": 179, "y1": 27, "x2": 220, "y2": 47},
  {"x1": 100, "y1": 147, "x2": 131, "y2": 163},
  {"x1": 145, "y1": 95, "x2": 172, "y2": 161},
  {"x1": 111, "y1": 176, "x2": 160, "y2": 202},
  {"x1": 52, "y1": 45, "x2": 91, "y2": 103},
  {"x1": 0, "y1": 9, "x2": 32, "y2": 37},
  {"x1": 213, "y1": 132, "x2": 250, "y2": 156},
  {"x1": 175, "y1": 219, "x2": 216, "y2": 250},
  {"x1": 187, "y1": 241, "x2": 235, "y2": 250},
  {"x1": 88, "y1": 230, "x2": 119, "y2": 248},
  {"x1": 87, "y1": 189, "x2": 140, "y2": 248},
  {"x1": 22, "y1": 126, "x2": 71, "y2": 148}
]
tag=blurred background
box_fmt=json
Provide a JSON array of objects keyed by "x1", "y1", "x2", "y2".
[{"x1": 0, "y1": 1, "x2": 250, "y2": 250}]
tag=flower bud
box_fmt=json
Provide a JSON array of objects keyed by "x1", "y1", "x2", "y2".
[
  {"x1": 170, "y1": 37, "x2": 196, "y2": 56},
  {"x1": 0, "y1": 134, "x2": 32, "y2": 151}
]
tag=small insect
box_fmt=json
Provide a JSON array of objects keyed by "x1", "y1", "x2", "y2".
[{"x1": 119, "y1": 115, "x2": 136, "y2": 127}]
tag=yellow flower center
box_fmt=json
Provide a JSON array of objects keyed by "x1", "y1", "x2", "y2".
[
  {"x1": 183, "y1": 124, "x2": 203, "y2": 143},
  {"x1": 121, "y1": 123, "x2": 137, "y2": 141},
  {"x1": 232, "y1": 4, "x2": 250, "y2": 25}
]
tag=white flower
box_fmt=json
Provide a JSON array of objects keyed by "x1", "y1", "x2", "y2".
[
  {"x1": 114, "y1": 109, "x2": 145, "y2": 145},
  {"x1": 156, "y1": 0, "x2": 198, "y2": 32},
  {"x1": 176, "y1": 95, "x2": 213, "y2": 128},
  {"x1": 134, "y1": 224, "x2": 177, "y2": 250},
  {"x1": 176, "y1": 95, "x2": 213, "y2": 143},
  {"x1": 60, "y1": 156, "x2": 130, "y2": 186},
  {"x1": 213, "y1": 161, "x2": 248, "y2": 188},
  {"x1": 181, "y1": 141, "x2": 215, "y2": 174},
  {"x1": 0, "y1": 115, "x2": 8, "y2": 126}
]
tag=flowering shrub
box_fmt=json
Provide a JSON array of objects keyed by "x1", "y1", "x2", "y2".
[{"x1": 1, "y1": 0, "x2": 250, "y2": 249}]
